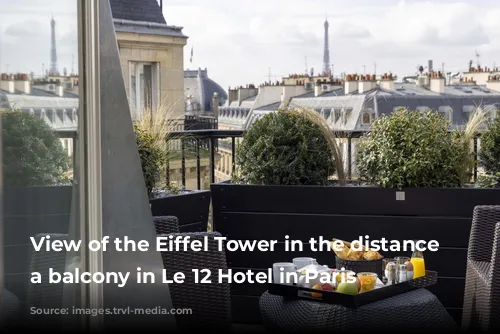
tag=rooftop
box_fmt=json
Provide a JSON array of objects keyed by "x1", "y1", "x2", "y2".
[
  {"x1": 184, "y1": 68, "x2": 228, "y2": 113},
  {"x1": 110, "y1": 0, "x2": 166, "y2": 24},
  {"x1": 110, "y1": 0, "x2": 186, "y2": 38}
]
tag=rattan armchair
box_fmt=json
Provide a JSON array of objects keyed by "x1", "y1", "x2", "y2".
[
  {"x1": 27, "y1": 233, "x2": 69, "y2": 309},
  {"x1": 158, "y1": 231, "x2": 232, "y2": 331},
  {"x1": 153, "y1": 215, "x2": 180, "y2": 234},
  {"x1": 24, "y1": 233, "x2": 72, "y2": 329},
  {"x1": 462, "y1": 205, "x2": 500, "y2": 332}
]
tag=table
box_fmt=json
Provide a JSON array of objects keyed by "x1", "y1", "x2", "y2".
[{"x1": 259, "y1": 288, "x2": 459, "y2": 332}]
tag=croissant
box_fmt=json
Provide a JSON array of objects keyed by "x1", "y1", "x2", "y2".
[
  {"x1": 347, "y1": 248, "x2": 364, "y2": 260},
  {"x1": 331, "y1": 238, "x2": 383, "y2": 261},
  {"x1": 330, "y1": 238, "x2": 350, "y2": 259},
  {"x1": 363, "y1": 250, "x2": 382, "y2": 260}
]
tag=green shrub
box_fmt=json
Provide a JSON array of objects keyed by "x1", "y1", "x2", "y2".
[
  {"x1": 134, "y1": 125, "x2": 165, "y2": 198},
  {"x1": 476, "y1": 172, "x2": 500, "y2": 188},
  {"x1": 479, "y1": 116, "x2": 500, "y2": 174},
  {"x1": 235, "y1": 109, "x2": 336, "y2": 185},
  {"x1": 356, "y1": 108, "x2": 467, "y2": 188},
  {"x1": 2, "y1": 110, "x2": 69, "y2": 186}
]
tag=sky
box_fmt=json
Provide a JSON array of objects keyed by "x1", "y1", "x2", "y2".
[{"x1": 1, "y1": 0, "x2": 500, "y2": 91}]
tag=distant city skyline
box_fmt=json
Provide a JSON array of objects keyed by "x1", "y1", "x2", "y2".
[
  {"x1": 1, "y1": 0, "x2": 500, "y2": 90},
  {"x1": 163, "y1": 0, "x2": 500, "y2": 89},
  {"x1": 0, "y1": 0, "x2": 78, "y2": 78}
]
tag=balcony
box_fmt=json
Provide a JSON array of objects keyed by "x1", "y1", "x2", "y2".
[
  {"x1": 3, "y1": 0, "x2": 500, "y2": 331},
  {"x1": 37, "y1": 125, "x2": 496, "y2": 328}
]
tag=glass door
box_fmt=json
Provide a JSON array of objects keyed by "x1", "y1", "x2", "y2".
[{"x1": 0, "y1": 0, "x2": 102, "y2": 330}]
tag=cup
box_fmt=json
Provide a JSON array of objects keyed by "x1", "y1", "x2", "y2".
[
  {"x1": 293, "y1": 257, "x2": 317, "y2": 270},
  {"x1": 357, "y1": 272, "x2": 378, "y2": 293},
  {"x1": 273, "y1": 262, "x2": 296, "y2": 285}
]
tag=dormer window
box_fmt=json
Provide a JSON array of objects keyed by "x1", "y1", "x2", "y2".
[
  {"x1": 320, "y1": 108, "x2": 330, "y2": 119},
  {"x1": 462, "y1": 105, "x2": 474, "y2": 120},
  {"x1": 330, "y1": 108, "x2": 336, "y2": 122},
  {"x1": 62, "y1": 109, "x2": 69, "y2": 124},
  {"x1": 333, "y1": 108, "x2": 342, "y2": 122},
  {"x1": 438, "y1": 106, "x2": 453, "y2": 122},
  {"x1": 341, "y1": 108, "x2": 353, "y2": 125},
  {"x1": 51, "y1": 108, "x2": 57, "y2": 124},
  {"x1": 416, "y1": 106, "x2": 430, "y2": 118},
  {"x1": 484, "y1": 104, "x2": 498, "y2": 122},
  {"x1": 361, "y1": 108, "x2": 374, "y2": 125},
  {"x1": 463, "y1": 105, "x2": 474, "y2": 113}
]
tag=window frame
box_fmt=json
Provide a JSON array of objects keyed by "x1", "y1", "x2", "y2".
[
  {"x1": 78, "y1": 0, "x2": 104, "y2": 329},
  {"x1": 129, "y1": 61, "x2": 160, "y2": 119}
]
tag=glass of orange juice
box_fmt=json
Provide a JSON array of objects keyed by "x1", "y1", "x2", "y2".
[
  {"x1": 357, "y1": 272, "x2": 377, "y2": 293},
  {"x1": 411, "y1": 250, "x2": 426, "y2": 278}
]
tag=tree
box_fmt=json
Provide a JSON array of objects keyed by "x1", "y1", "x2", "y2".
[
  {"x1": 2, "y1": 110, "x2": 69, "y2": 186},
  {"x1": 235, "y1": 109, "x2": 336, "y2": 185}
]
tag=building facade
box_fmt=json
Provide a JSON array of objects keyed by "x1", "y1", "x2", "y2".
[
  {"x1": 110, "y1": 0, "x2": 188, "y2": 119},
  {"x1": 216, "y1": 69, "x2": 500, "y2": 181}
]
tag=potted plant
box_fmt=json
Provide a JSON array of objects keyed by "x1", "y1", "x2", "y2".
[
  {"x1": 134, "y1": 102, "x2": 210, "y2": 232},
  {"x1": 476, "y1": 115, "x2": 500, "y2": 188},
  {"x1": 210, "y1": 107, "x2": 500, "y2": 323}
]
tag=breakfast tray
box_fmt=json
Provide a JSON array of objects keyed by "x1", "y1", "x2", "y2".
[{"x1": 268, "y1": 270, "x2": 438, "y2": 308}]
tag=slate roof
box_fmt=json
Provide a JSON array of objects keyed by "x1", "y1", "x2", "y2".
[
  {"x1": 254, "y1": 101, "x2": 282, "y2": 111},
  {"x1": 223, "y1": 80, "x2": 500, "y2": 131},
  {"x1": 184, "y1": 69, "x2": 227, "y2": 112},
  {"x1": 0, "y1": 90, "x2": 79, "y2": 131},
  {"x1": 110, "y1": 0, "x2": 165, "y2": 24}
]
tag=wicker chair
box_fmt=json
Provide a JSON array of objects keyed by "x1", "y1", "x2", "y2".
[
  {"x1": 158, "y1": 232, "x2": 232, "y2": 331},
  {"x1": 462, "y1": 205, "x2": 500, "y2": 332},
  {"x1": 27, "y1": 233, "x2": 68, "y2": 326},
  {"x1": 153, "y1": 215, "x2": 180, "y2": 234},
  {"x1": 3, "y1": 288, "x2": 21, "y2": 324}
]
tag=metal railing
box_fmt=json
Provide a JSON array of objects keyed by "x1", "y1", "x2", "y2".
[
  {"x1": 55, "y1": 127, "x2": 482, "y2": 190},
  {"x1": 166, "y1": 130, "x2": 244, "y2": 189},
  {"x1": 165, "y1": 130, "x2": 482, "y2": 190}
]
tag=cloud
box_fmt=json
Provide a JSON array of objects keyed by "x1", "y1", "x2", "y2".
[
  {"x1": 1, "y1": 0, "x2": 500, "y2": 90},
  {"x1": 333, "y1": 23, "x2": 372, "y2": 39},
  {"x1": 5, "y1": 21, "x2": 45, "y2": 38},
  {"x1": 168, "y1": 0, "x2": 500, "y2": 89}
]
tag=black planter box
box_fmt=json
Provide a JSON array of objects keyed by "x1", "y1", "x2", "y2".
[
  {"x1": 150, "y1": 190, "x2": 211, "y2": 233},
  {"x1": 211, "y1": 183, "x2": 500, "y2": 324},
  {"x1": 3, "y1": 186, "x2": 73, "y2": 307}
]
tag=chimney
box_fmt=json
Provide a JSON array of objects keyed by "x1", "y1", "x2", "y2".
[
  {"x1": 358, "y1": 74, "x2": 376, "y2": 93},
  {"x1": 344, "y1": 74, "x2": 358, "y2": 95},
  {"x1": 227, "y1": 87, "x2": 238, "y2": 106},
  {"x1": 430, "y1": 72, "x2": 445, "y2": 94},
  {"x1": 0, "y1": 74, "x2": 15, "y2": 94},
  {"x1": 238, "y1": 86, "x2": 259, "y2": 104},
  {"x1": 212, "y1": 92, "x2": 219, "y2": 119},
  {"x1": 428, "y1": 60, "x2": 433, "y2": 73},
  {"x1": 379, "y1": 73, "x2": 395, "y2": 91},
  {"x1": 486, "y1": 75, "x2": 500, "y2": 92},
  {"x1": 56, "y1": 84, "x2": 64, "y2": 97},
  {"x1": 14, "y1": 73, "x2": 31, "y2": 94}
]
